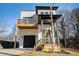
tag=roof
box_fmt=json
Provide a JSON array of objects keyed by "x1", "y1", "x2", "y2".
[{"x1": 36, "y1": 6, "x2": 58, "y2": 10}]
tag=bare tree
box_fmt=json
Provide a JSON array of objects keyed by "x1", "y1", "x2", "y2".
[
  {"x1": 71, "y1": 8, "x2": 79, "y2": 48},
  {"x1": 58, "y1": 10, "x2": 77, "y2": 47},
  {"x1": 0, "y1": 20, "x2": 7, "y2": 40}
]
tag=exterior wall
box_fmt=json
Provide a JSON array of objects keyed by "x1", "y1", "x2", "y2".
[
  {"x1": 21, "y1": 11, "x2": 35, "y2": 19},
  {"x1": 20, "y1": 29, "x2": 37, "y2": 35},
  {"x1": 38, "y1": 24, "x2": 50, "y2": 40},
  {"x1": 16, "y1": 28, "x2": 38, "y2": 48}
]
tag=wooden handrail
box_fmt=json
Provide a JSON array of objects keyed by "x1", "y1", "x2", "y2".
[{"x1": 33, "y1": 27, "x2": 50, "y2": 51}]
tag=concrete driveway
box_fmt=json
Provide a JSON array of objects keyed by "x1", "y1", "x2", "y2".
[{"x1": 0, "y1": 49, "x2": 27, "y2": 56}]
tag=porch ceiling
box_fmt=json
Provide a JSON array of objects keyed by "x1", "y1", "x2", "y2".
[{"x1": 16, "y1": 24, "x2": 38, "y2": 29}]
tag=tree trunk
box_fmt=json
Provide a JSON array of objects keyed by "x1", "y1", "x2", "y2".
[{"x1": 63, "y1": 28, "x2": 67, "y2": 47}]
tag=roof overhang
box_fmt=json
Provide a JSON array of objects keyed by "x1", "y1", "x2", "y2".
[{"x1": 16, "y1": 24, "x2": 38, "y2": 29}]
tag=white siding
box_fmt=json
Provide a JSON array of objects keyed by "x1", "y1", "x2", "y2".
[
  {"x1": 38, "y1": 25, "x2": 50, "y2": 40},
  {"x1": 20, "y1": 29, "x2": 37, "y2": 35},
  {"x1": 19, "y1": 29, "x2": 38, "y2": 48},
  {"x1": 38, "y1": 10, "x2": 56, "y2": 15},
  {"x1": 21, "y1": 11, "x2": 35, "y2": 19}
]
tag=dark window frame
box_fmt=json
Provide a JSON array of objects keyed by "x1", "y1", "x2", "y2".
[
  {"x1": 45, "y1": 12, "x2": 49, "y2": 15},
  {"x1": 40, "y1": 12, "x2": 44, "y2": 15}
]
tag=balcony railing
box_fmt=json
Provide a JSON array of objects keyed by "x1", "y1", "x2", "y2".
[{"x1": 17, "y1": 18, "x2": 38, "y2": 24}]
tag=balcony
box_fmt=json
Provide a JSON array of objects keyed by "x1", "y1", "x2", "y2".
[
  {"x1": 38, "y1": 15, "x2": 62, "y2": 24},
  {"x1": 16, "y1": 18, "x2": 38, "y2": 29}
]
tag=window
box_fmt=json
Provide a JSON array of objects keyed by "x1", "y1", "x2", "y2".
[
  {"x1": 40, "y1": 12, "x2": 44, "y2": 15},
  {"x1": 45, "y1": 12, "x2": 49, "y2": 15},
  {"x1": 49, "y1": 12, "x2": 53, "y2": 15},
  {"x1": 53, "y1": 10, "x2": 56, "y2": 14},
  {"x1": 52, "y1": 12, "x2": 53, "y2": 14}
]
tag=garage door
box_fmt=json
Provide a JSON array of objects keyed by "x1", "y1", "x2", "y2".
[{"x1": 23, "y1": 35, "x2": 35, "y2": 48}]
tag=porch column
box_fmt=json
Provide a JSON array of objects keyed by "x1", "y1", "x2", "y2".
[
  {"x1": 19, "y1": 36, "x2": 23, "y2": 48},
  {"x1": 19, "y1": 29, "x2": 24, "y2": 48},
  {"x1": 41, "y1": 20, "x2": 44, "y2": 44}
]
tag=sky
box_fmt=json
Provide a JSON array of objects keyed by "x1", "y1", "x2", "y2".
[{"x1": 0, "y1": 3, "x2": 79, "y2": 34}]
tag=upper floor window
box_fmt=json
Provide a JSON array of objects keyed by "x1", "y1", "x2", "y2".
[
  {"x1": 45, "y1": 12, "x2": 49, "y2": 15},
  {"x1": 50, "y1": 12, "x2": 53, "y2": 15},
  {"x1": 52, "y1": 12, "x2": 53, "y2": 14},
  {"x1": 40, "y1": 12, "x2": 44, "y2": 15}
]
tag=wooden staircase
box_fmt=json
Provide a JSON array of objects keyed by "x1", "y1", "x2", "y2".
[
  {"x1": 33, "y1": 26, "x2": 61, "y2": 53},
  {"x1": 33, "y1": 27, "x2": 50, "y2": 51}
]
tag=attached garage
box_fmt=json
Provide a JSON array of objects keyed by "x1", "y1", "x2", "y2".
[{"x1": 23, "y1": 35, "x2": 35, "y2": 48}]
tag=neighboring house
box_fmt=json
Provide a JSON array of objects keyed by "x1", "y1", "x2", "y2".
[{"x1": 16, "y1": 6, "x2": 61, "y2": 48}]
